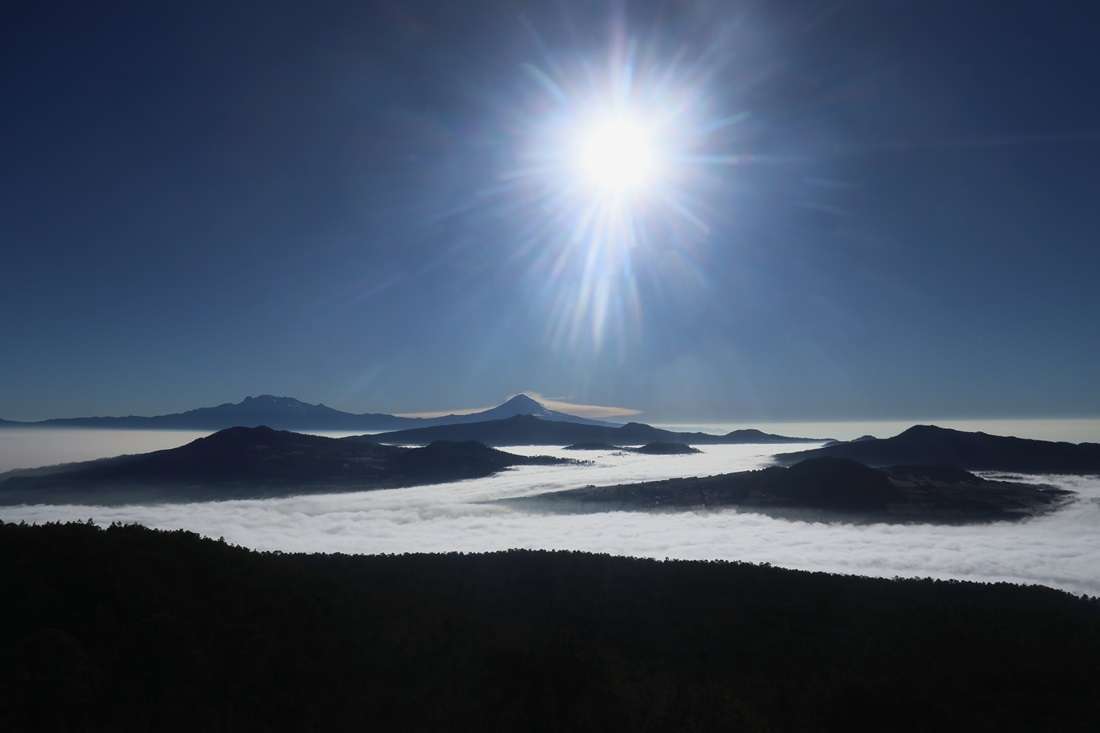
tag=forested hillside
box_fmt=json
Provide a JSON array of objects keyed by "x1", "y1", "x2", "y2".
[{"x1": 2, "y1": 521, "x2": 1098, "y2": 731}]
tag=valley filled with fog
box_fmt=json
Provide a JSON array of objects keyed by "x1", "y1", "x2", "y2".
[{"x1": 2, "y1": 429, "x2": 1099, "y2": 596}]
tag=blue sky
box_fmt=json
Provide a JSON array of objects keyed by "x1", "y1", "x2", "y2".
[{"x1": 2, "y1": 1, "x2": 1098, "y2": 422}]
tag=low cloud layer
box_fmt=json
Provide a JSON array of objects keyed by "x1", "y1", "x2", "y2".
[{"x1": 3, "y1": 444, "x2": 1099, "y2": 596}]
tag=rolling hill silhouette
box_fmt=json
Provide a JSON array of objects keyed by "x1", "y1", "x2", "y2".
[
  {"x1": 0, "y1": 426, "x2": 571, "y2": 504},
  {"x1": 512, "y1": 457, "x2": 1072, "y2": 523},
  {"x1": 775, "y1": 424, "x2": 1100, "y2": 473}
]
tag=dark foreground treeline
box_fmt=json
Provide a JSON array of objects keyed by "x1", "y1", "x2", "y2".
[{"x1": 2, "y1": 522, "x2": 1098, "y2": 732}]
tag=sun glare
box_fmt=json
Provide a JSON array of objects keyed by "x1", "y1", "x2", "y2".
[
  {"x1": 572, "y1": 111, "x2": 661, "y2": 196},
  {"x1": 508, "y1": 42, "x2": 737, "y2": 350}
]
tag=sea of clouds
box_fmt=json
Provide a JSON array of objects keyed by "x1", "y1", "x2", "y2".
[{"x1": 2, "y1": 438, "x2": 1099, "y2": 596}]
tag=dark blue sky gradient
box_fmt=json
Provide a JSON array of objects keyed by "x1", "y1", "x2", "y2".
[{"x1": 3, "y1": 1, "x2": 1098, "y2": 421}]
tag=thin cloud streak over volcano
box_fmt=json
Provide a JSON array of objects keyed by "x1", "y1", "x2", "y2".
[{"x1": 397, "y1": 391, "x2": 641, "y2": 419}]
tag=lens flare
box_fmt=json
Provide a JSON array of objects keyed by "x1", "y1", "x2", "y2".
[{"x1": 489, "y1": 28, "x2": 745, "y2": 355}]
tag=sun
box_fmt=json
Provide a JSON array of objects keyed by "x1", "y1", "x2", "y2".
[{"x1": 570, "y1": 109, "x2": 662, "y2": 198}]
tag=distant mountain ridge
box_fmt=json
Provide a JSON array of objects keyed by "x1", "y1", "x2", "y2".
[
  {"x1": 0, "y1": 394, "x2": 615, "y2": 432},
  {"x1": 775, "y1": 424, "x2": 1100, "y2": 474},
  {"x1": 372, "y1": 414, "x2": 832, "y2": 446}
]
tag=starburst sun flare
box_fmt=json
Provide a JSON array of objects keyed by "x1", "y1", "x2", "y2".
[{"x1": 502, "y1": 52, "x2": 734, "y2": 350}]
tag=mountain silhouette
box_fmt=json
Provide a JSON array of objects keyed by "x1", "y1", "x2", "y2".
[
  {"x1": 411, "y1": 394, "x2": 614, "y2": 427},
  {"x1": 631, "y1": 442, "x2": 702, "y2": 454},
  {"x1": 0, "y1": 393, "x2": 613, "y2": 432},
  {"x1": 372, "y1": 414, "x2": 831, "y2": 446},
  {"x1": 0, "y1": 426, "x2": 571, "y2": 505},
  {"x1": 775, "y1": 424, "x2": 1100, "y2": 473},
  {"x1": 512, "y1": 457, "x2": 1072, "y2": 523}
]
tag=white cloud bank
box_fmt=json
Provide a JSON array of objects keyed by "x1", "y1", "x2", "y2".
[{"x1": 3, "y1": 443, "x2": 1099, "y2": 596}]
